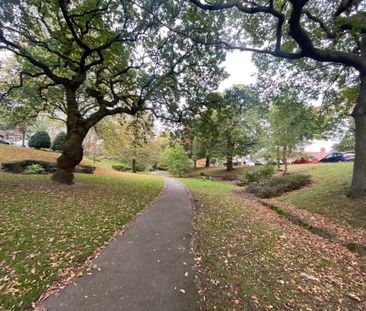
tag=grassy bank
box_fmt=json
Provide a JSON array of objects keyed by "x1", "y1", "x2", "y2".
[
  {"x1": 281, "y1": 162, "x2": 366, "y2": 229},
  {"x1": 182, "y1": 178, "x2": 365, "y2": 310},
  {"x1": 0, "y1": 172, "x2": 163, "y2": 310}
]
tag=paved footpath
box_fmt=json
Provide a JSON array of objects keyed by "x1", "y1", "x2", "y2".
[{"x1": 42, "y1": 177, "x2": 198, "y2": 311}]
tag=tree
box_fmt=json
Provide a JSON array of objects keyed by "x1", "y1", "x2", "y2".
[
  {"x1": 0, "y1": 1, "x2": 224, "y2": 184},
  {"x1": 267, "y1": 93, "x2": 320, "y2": 174},
  {"x1": 335, "y1": 130, "x2": 355, "y2": 152},
  {"x1": 187, "y1": 0, "x2": 366, "y2": 197},
  {"x1": 216, "y1": 86, "x2": 263, "y2": 171},
  {"x1": 51, "y1": 132, "x2": 66, "y2": 151},
  {"x1": 164, "y1": 144, "x2": 191, "y2": 177},
  {"x1": 28, "y1": 131, "x2": 51, "y2": 149},
  {"x1": 98, "y1": 114, "x2": 164, "y2": 172}
]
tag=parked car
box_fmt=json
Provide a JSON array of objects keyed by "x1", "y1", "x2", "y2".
[
  {"x1": 243, "y1": 159, "x2": 255, "y2": 166},
  {"x1": 254, "y1": 158, "x2": 267, "y2": 165},
  {"x1": 292, "y1": 156, "x2": 319, "y2": 164},
  {"x1": 319, "y1": 152, "x2": 355, "y2": 163},
  {"x1": 0, "y1": 138, "x2": 10, "y2": 145}
]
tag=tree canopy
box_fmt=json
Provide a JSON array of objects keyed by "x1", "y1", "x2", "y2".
[
  {"x1": 0, "y1": 0, "x2": 225, "y2": 183},
  {"x1": 188, "y1": 0, "x2": 366, "y2": 197}
]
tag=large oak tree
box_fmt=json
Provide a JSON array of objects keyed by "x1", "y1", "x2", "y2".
[
  {"x1": 188, "y1": 0, "x2": 366, "y2": 197},
  {"x1": 0, "y1": 0, "x2": 224, "y2": 184}
]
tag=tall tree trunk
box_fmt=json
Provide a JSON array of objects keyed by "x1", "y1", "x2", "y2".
[
  {"x1": 193, "y1": 159, "x2": 197, "y2": 169},
  {"x1": 276, "y1": 146, "x2": 281, "y2": 169},
  {"x1": 205, "y1": 155, "x2": 210, "y2": 167},
  {"x1": 21, "y1": 129, "x2": 26, "y2": 147},
  {"x1": 132, "y1": 158, "x2": 137, "y2": 173},
  {"x1": 51, "y1": 127, "x2": 86, "y2": 184},
  {"x1": 282, "y1": 145, "x2": 288, "y2": 175},
  {"x1": 226, "y1": 155, "x2": 233, "y2": 171},
  {"x1": 51, "y1": 88, "x2": 87, "y2": 185},
  {"x1": 349, "y1": 73, "x2": 366, "y2": 198}
]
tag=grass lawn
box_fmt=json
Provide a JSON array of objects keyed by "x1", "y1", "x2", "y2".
[
  {"x1": 280, "y1": 162, "x2": 366, "y2": 229},
  {"x1": 0, "y1": 171, "x2": 163, "y2": 310},
  {"x1": 182, "y1": 178, "x2": 365, "y2": 310}
]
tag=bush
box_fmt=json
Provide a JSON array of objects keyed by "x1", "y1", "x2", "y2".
[
  {"x1": 24, "y1": 163, "x2": 44, "y2": 174},
  {"x1": 242, "y1": 170, "x2": 262, "y2": 184},
  {"x1": 260, "y1": 164, "x2": 275, "y2": 179},
  {"x1": 246, "y1": 173, "x2": 311, "y2": 198},
  {"x1": 135, "y1": 162, "x2": 146, "y2": 172},
  {"x1": 163, "y1": 144, "x2": 191, "y2": 177},
  {"x1": 1, "y1": 160, "x2": 57, "y2": 173},
  {"x1": 112, "y1": 164, "x2": 131, "y2": 172},
  {"x1": 242, "y1": 164, "x2": 275, "y2": 185},
  {"x1": 28, "y1": 131, "x2": 51, "y2": 149},
  {"x1": 51, "y1": 132, "x2": 66, "y2": 151},
  {"x1": 74, "y1": 165, "x2": 95, "y2": 174}
]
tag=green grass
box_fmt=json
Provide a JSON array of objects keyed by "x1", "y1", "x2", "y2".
[
  {"x1": 182, "y1": 177, "x2": 365, "y2": 310},
  {"x1": 280, "y1": 162, "x2": 366, "y2": 229},
  {"x1": 0, "y1": 172, "x2": 163, "y2": 310},
  {"x1": 85, "y1": 156, "x2": 131, "y2": 169}
]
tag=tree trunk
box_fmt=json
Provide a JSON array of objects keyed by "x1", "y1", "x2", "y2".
[
  {"x1": 132, "y1": 158, "x2": 136, "y2": 173},
  {"x1": 205, "y1": 156, "x2": 210, "y2": 167},
  {"x1": 282, "y1": 145, "x2": 288, "y2": 175},
  {"x1": 276, "y1": 146, "x2": 281, "y2": 169},
  {"x1": 193, "y1": 159, "x2": 197, "y2": 169},
  {"x1": 226, "y1": 155, "x2": 233, "y2": 171},
  {"x1": 51, "y1": 127, "x2": 86, "y2": 184},
  {"x1": 349, "y1": 73, "x2": 366, "y2": 198},
  {"x1": 21, "y1": 129, "x2": 26, "y2": 147}
]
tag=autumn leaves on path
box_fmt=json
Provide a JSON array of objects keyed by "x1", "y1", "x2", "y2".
[{"x1": 42, "y1": 177, "x2": 198, "y2": 311}]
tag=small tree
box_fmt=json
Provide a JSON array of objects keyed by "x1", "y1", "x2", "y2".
[
  {"x1": 51, "y1": 132, "x2": 66, "y2": 151},
  {"x1": 28, "y1": 131, "x2": 51, "y2": 149},
  {"x1": 164, "y1": 144, "x2": 191, "y2": 178}
]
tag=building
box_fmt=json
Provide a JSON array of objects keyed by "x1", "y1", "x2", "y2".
[{"x1": 0, "y1": 124, "x2": 23, "y2": 143}]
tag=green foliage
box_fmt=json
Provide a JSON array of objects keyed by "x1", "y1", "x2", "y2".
[
  {"x1": 334, "y1": 130, "x2": 355, "y2": 152},
  {"x1": 246, "y1": 174, "x2": 311, "y2": 198},
  {"x1": 242, "y1": 164, "x2": 275, "y2": 185},
  {"x1": 135, "y1": 162, "x2": 146, "y2": 172},
  {"x1": 51, "y1": 132, "x2": 66, "y2": 151},
  {"x1": 112, "y1": 164, "x2": 132, "y2": 172},
  {"x1": 24, "y1": 163, "x2": 44, "y2": 174},
  {"x1": 163, "y1": 144, "x2": 191, "y2": 177},
  {"x1": 28, "y1": 131, "x2": 51, "y2": 149}
]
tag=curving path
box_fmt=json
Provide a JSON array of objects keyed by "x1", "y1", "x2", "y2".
[{"x1": 42, "y1": 177, "x2": 198, "y2": 311}]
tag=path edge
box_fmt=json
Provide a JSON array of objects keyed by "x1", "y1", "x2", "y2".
[{"x1": 33, "y1": 176, "x2": 167, "y2": 311}]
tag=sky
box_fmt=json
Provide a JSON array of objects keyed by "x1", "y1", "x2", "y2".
[{"x1": 219, "y1": 51, "x2": 335, "y2": 153}]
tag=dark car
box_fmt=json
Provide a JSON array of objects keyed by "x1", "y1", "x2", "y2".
[
  {"x1": 0, "y1": 138, "x2": 10, "y2": 145},
  {"x1": 319, "y1": 152, "x2": 355, "y2": 163}
]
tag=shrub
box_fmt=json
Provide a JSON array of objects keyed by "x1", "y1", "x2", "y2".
[
  {"x1": 135, "y1": 162, "x2": 146, "y2": 172},
  {"x1": 163, "y1": 144, "x2": 191, "y2": 177},
  {"x1": 1, "y1": 160, "x2": 57, "y2": 173},
  {"x1": 74, "y1": 165, "x2": 95, "y2": 174},
  {"x1": 242, "y1": 164, "x2": 275, "y2": 185},
  {"x1": 246, "y1": 173, "x2": 311, "y2": 198},
  {"x1": 24, "y1": 163, "x2": 44, "y2": 174},
  {"x1": 112, "y1": 164, "x2": 131, "y2": 172},
  {"x1": 260, "y1": 164, "x2": 275, "y2": 179},
  {"x1": 51, "y1": 132, "x2": 66, "y2": 151},
  {"x1": 28, "y1": 131, "x2": 51, "y2": 149},
  {"x1": 242, "y1": 170, "x2": 262, "y2": 184}
]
